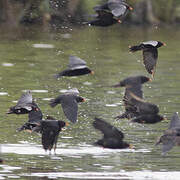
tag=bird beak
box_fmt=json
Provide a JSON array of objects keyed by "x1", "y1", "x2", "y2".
[
  {"x1": 65, "y1": 122, "x2": 69, "y2": 126},
  {"x1": 117, "y1": 19, "x2": 122, "y2": 23},
  {"x1": 6, "y1": 109, "x2": 13, "y2": 114},
  {"x1": 91, "y1": 71, "x2": 94, "y2": 75},
  {"x1": 148, "y1": 78, "x2": 153, "y2": 82},
  {"x1": 129, "y1": 7, "x2": 133, "y2": 11},
  {"x1": 82, "y1": 98, "x2": 86, "y2": 102},
  {"x1": 129, "y1": 144, "x2": 134, "y2": 149},
  {"x1": 163, "y1": 43, "x2": 166, "y2": 46},
  {"x1": 25, "y1": 129, "x2": 33, "y2": 133},
  {"x1": 163, "y1": 117, "x2": 167, "y2": 120}
]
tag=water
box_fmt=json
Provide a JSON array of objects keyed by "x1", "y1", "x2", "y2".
[{"x1": 0, "y1": 25, "x2": 180, "y2": 179}]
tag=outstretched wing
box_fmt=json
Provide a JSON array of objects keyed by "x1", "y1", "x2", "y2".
[
  {"x1": 16, "y1": 91, "x2": 32, "y2": 106},
  {"x1": 93, "y1": 117, "x2": 124, "y2": 139},
  {"x1": 61, "y1": 95, "x2": 78, "y2": 123},
  {"x1": 28, "y1": 104, "x2": 43, "y2": 123},
  {"x1": 169, "y1": 112, "x2": 180, "y2": 129},
  {"x1": 143, "y1": 48, "x2": 158, "y2": 75},
  {"x1": 68, "y1": 55, "x2": 87, "y2": 70},
  {"x1": 41, "y1": 121, "x2": 60, "y2": 150},
  {"x1": 161, "y1": 134, "x2": 176, "y2": 155},
  {"x1": 108, "y1": 1, "x2": 127, "y2": 17}
]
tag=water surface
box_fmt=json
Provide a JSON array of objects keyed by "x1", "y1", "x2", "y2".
[{"x1": 0, "y1": 25, "x2": 180, "y2": 179}]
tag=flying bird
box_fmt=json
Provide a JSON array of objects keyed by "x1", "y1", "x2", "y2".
[
  {"x1": 113, "y1": 76, "x2": 151, "y2": 119},
  {"x1": 129, "y1": 92, "x2": 164, "y2": 124},
  {"x1": 156, "y1": 112, "x2": 180, "y2": 155},
  {"x1": 33, "y1": 116, "x2": 67, "y2": 154},
  {"x1": 93, "y1": 117, "x2": 132, "y2": 149},
  {"x1": 87, "y1": 9, "x2": 121, "y2": 27},
  {"x1": 7, "y1": 91, "x2": 40, "y2": 115},
  {"x1": 49, "y1": 88, "x2": 85, "y2": 123},
  {"x1": 55, "y1": 55, "x2": 94, "y2": 78},
  {"x1": 16, "y1": 105, "x2": 43, "y2": 132},
  {"x1": 129, "y1": 41, "x2": 166, "y2": 78},
  {"x1": 94, "y1": 0, "x2": 133, "y2": 20}
]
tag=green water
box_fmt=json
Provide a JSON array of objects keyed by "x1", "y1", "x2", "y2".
[{"x1": 0, "y1": 25, "x2": 180, "y2": 179}]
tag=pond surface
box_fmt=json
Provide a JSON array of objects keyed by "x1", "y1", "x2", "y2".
[{"x1": 0, "y1": 24, "x2": 180, "y2": 179}]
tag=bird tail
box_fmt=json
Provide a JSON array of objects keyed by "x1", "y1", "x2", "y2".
[
  {"x1": 129, "y1": 45, "x2": 143, "y2": 52},
  {"x1": 53, "y1": 73, "x2": 62, "y2": 79}
]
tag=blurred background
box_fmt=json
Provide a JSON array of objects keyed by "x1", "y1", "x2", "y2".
[{"x1": 1, "y1": 0, "x2": 180, "y2": 30}]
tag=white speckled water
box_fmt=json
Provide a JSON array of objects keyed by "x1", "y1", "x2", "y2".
[{"x1": 0, "y1": 26, "x2": 180, "y2": 179}]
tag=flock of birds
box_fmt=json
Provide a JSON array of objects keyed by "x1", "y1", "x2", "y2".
[{"x1": 4, "y1": 0, "x2": 180, "y2": 157}]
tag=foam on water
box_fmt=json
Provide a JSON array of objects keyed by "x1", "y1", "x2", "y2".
[
  {"x1": 1, "y1": 144, "x2": 150, "y2": 156},
  {"x1": 32, "y1": 44, "x2": 54, "y2": 48},
  {"x1": 2, "y1": 63, "x2": 14, "y2": 67},
  {"x1": 21, "y1": 171, "x2": 180, "y2": 180}
]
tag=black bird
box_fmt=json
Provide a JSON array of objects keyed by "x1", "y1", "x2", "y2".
[
  {"x1": 156, "y1": 112, "x2": 180, "y2": 155},
  {"x1": 55, "y1": 55, "x2": 94, "y2": 78},
  {"x1": 34, "y1": 116, "x2": 67, "y2": 153},
  {"x1": 129, "y1": 41, "x2": 166, "y2": 78},
  {"x1": 93, "y1": 117, "x2": 132, "y2": 149},
  {"x1": 94, "y1": 0, "x2": 133, "y2": 20},
  {"x1": 50, "y1": 88, "x2": 85, "y2": 123},
  {"x1": 113, "y1": 76, "x2": 151, "y2": 119},
  {"x1": 87, "y1": 10, "x2": 121, "y2": 27},
  {"x1": 131, "y1": 114, "x2": 164, "y2": 124},
  {"x1": 128, "y1": 92, "x2": 164, "y2": 124},
  {"x1": 16, "y1": 105, "x2": 43, "y2": 132},
  {"x1": 7, "y1": 91, "x2": 39, "y2": 115}
]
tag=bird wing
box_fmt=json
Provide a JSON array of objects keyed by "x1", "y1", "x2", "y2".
[
  {"x1": 41, "y1": 121, "x2": 60, "y2": 150},
  {"x1": 93, "y1": 117, "x2": 124, "y2": 139},
  {"x1": 16, "y1": 91, "x2": 33, "y2": 109},
  {"x1": 28, "y1": 104, "x2": 43, "y2": 123},
  {"x1": 128, "y1": 92, "x2": 159, "y2": 114},
  {"x1": 143, "y1": 48, "x2": 158, "y2": 74},
  {"x1": 161, "y1": 134, "x2": 176, "y2": 155},
  {"x1": 61, "y1": 95, "x2": 78, "y2": 123},
  {"x1": 68, "y1": 55, "x2": 87, "y2": 70},
  {"x1": 169, "y1": 112, "x2": 180, "y2": 129},
  {"x1": 108, "y1": 2, "x2": 127, "y2": 17},
  {"x1": 97, "y1": 10, "x2": 114, "y2": 19}
]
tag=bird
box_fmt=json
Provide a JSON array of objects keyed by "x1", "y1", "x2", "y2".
[
  {"x1": 33, "y1": 116, "x2": 67, "y2": 154},
  {"x1": 93, "y1": 117, "x2": 132, "y2": 149},
  {"x1": 129, "y1": 41, "x2": 166, "y2": 78},
  {"x1": 156, "y1": 112, "x2": 180, "y2": 155},
  {"x1": 7, "y1": 91, "x2": 40, "y2": 115},
  {"x1": 16, "y1": 105, "x2": 43, "y2": 132},
  {"x1": 93, "y1": 0, "x2": 133, "y2": 20},
  {"x1": 49, "y1": 88, "x2": 85, "y2": 123},
  {"x1": 131, "y1": 114, "x2": 164, "y2": 124},
  {"x1": 87, "y1": 10, "x2": 121, "y2": 27},
  {"x1": 126, "y1": 91, "x2": 164, "y2": 124},
  {"x1": 55, "y1": 55, "x2": 94, "y2": 78},
  {"x1": 112, "y1": 75, "x2": 151, "y2": 119}
]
